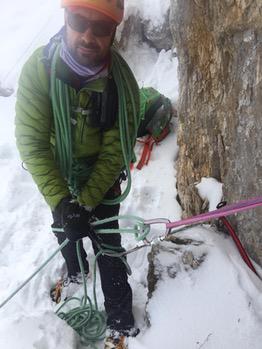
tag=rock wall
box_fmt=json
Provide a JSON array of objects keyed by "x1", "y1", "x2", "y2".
[{"x1": 170, "y1": 0, "x2": 262, "y2": 265}]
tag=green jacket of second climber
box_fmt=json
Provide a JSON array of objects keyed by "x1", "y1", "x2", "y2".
[{"x1": 15, "y1": 46, "x2": 140, "y2": 210}]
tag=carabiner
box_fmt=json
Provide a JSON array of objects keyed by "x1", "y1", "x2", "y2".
[{"x1": 143, "y1": 218, "x2": 172, "y2": 238}]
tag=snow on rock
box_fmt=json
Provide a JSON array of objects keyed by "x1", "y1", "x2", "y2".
[
  {"x1": 129, "y1": 226, "x2": 262, "y2": 349},
  {"x1": 124, "y1": 0, "x2": 170, "y2": 26},
  {"x1": 196, "y1": 177, "x2": 223, "y2": 211},
  {"x1": 120, "y1": 0, "x2": 173, "y2": 52}
]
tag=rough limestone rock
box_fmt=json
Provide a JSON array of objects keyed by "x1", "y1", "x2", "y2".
[{"x1": 170, "y1": 0, "x2": 262, "y2": 265}]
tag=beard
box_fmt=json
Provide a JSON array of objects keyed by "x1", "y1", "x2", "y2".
[{"x1": 68, "y1": 40, "x2": 107, "y2": 68}]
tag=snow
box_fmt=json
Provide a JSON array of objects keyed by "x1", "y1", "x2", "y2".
[
  {"x1": 0, "y1": 1, "x2": 63, "y2": 88},
  {"x1": 122, "y1": 45, "x2": 179, "y2": 102},
  {"x1": 130, "y1": 226, "x2": 262, "y2": 349},
  {"x1": 0, "y1": 1, "x2": 262, "y2": 349},
  {"x1": 196, "y1": 177, "x2": 223, "y2": 211},
  {"x1": 124, "y1": 0, "x2": 171, "y2": 26}
]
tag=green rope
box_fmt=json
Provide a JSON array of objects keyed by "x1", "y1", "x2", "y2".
[
  {"x1": 50, "y1": 45, "x2": 140, "y2": 205},
  {"x1": 102, "y1": 50, "x2": 139, "y2": 206},
  {"x1": 52, "y1": 215, "x2": 147, "y2": 347},
  {"x1": 55, "y1": 242, "x2": 107, "y2": 349},
  {"x1": 92, "y1": 215, "x2": 150, "y2": 241},
  {"x1": 0, "y1": 215, "x2": 150, "y2": 348},
  {"x1": 0, "y1": 239, "x2": 69, "y2": 309},
  {"x1": 50, "y1": 46, "x2": 74, "y2": 184},
  {"x1": 51, "y1": 215, "x2": 151, "y2": 241}
]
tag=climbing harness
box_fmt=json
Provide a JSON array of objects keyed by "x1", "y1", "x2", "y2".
[{"x1": 0, "y1": 196, "x2": 261, "y2": 348}]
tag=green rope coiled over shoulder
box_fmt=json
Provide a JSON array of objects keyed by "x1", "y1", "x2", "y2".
[
  {"x1": 50, "y1": 46, "x2": 73, "y2": 183},
  {"x1": 50, "y1": 44, "x2": 140, "y2": 205}
]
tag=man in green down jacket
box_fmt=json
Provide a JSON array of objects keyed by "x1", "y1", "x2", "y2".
[{"x1": 15, "y1": 1, "x2": 140, "y2": 348}]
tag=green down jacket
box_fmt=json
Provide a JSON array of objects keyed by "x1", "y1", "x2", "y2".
[{"x1": 15, "y1": 46, "x2": 140, "y2": 210}]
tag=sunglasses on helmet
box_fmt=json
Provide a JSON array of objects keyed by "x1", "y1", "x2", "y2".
[{"x1": 66, "y1": 11, "x2": 116, "y2": 37}]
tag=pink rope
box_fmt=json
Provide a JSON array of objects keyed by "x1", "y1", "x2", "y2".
[{"x1": 166, "y1": 197, "x2": 262, "y2": 229}]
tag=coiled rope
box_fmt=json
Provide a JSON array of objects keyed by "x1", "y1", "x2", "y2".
[
  {"x1": 50, "y1": 44, "x2": 140, "y2": 205},
  {"x1": 53, "y1": 216, "x2": 148, "y2": 348},
  {"x1": 0, "y1": 215, "x2": 150, "y2": 348}
]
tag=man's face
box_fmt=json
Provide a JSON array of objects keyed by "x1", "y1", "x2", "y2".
[{"x1": 65, "y1": 7, "x2": 117, "y2": 67}]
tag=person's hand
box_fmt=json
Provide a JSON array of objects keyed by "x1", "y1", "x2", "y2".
[{"x1": 55, "y1": 197, "x2": 95, "y2": 242}]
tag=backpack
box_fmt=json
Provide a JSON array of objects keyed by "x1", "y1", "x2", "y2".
[{"x1": 135, "y1": 87, "x2": 174, "y2": 170}]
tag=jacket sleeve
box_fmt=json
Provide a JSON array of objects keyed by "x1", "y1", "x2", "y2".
[{"x1": 15, "y1": 47, "x2": 70, "y2": 210}]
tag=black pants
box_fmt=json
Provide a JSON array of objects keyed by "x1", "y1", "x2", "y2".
[{"x1": 52, "y1": 191, "x2": 135, "y2": 333}]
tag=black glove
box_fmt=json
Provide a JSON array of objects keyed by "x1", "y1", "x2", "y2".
[{"x1": 55, "y1": 197, "x2": 95, "y2": 242}]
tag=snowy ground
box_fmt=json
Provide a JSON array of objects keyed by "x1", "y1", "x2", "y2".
[{"x1": 0, "y1": 1, "x2": 262, "y2": 349}]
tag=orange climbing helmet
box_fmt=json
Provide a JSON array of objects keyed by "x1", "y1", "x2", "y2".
[{"x1": 61, "y1": 0, "x2": 124, "y2": 24}]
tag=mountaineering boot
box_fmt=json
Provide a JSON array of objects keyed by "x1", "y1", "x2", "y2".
[
  {"x1": 50, "y1": 272, "x2": 90, "y2": 303},
  {"x1": 104, "y1": 335, "x2": 128, "y2": 349}
]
